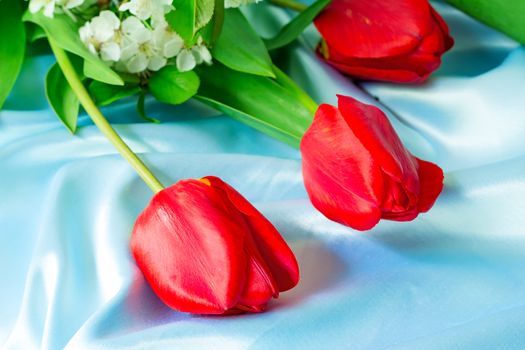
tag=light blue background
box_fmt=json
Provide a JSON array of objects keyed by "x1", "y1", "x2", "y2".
[{"x1": 1, "y1": 2, "x2": 525, "y2": 349}]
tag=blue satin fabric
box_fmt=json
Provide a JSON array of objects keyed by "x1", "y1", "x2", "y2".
[{"x1": 2, "y1": 2, "x2": 525, "y2": 349}]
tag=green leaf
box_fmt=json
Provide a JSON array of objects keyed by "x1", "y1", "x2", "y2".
[
  {"x1": 265, "y1": 0, "x2": 330, "y2": 50},
  {"x1": 27, "y1": 24, "x2": 46, "y2": 43},
  {"x1": 196, "y1": 63, "x2": 313, "y2": 146},
  {"x1": 212, "y1": 9, "x2": 275, "y2": 77},
  {"x1": 166, "y1": 0, "x2": 215, "y2": 44},
  {"x1": 83, "y1": 59, "x2": 123, "y2": 85},
  {"x1": 89, "y1": 80, "x2": 141, "y2": 106},
  {"x1": 45, "y1": 63, "x2": 79, "y2": 133},
  {"x1": 23, "y1": 11, "x2": 124, "y2": 86},
  {"x1": 196, "y1": 0, "x2": 215, "y2": 31},
  {"x1": 445, "y1": 0, "x2": 525, "y2": 45},
  {"x1": 0, "y1": 0, "x2": 26, "y2": 109},
  {"x1": 149, "y1": 65, "x2": 200, "y2": 105},
  {"x1": 200, "y1": 0, "x2": 225, "y2": 45},
  {"x1": 166, "y1": 0, "x2": 195, "y2": 43}
]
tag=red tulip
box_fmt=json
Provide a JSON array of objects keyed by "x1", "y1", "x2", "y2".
[
  {"x1": 314, "y1": 0, "x2": 454, "y2": 83},
  {"x1": 131, "y1": 176, "x2": 299, "y2": 314},
  {"x1": 300, "y1": 95, "x2": 444, "y2": 230}
]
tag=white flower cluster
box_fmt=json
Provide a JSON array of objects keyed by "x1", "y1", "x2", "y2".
[
  {"x1": 28, "y1": 0, "x2": 261, "y2": 74},
  {"x1": 79, "y1": 3, "x2": 211, "y2": 74}
]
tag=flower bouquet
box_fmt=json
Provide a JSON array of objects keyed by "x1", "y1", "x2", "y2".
[{"x1": 1, "y1": 0, "x2": 522, "y2": 319}]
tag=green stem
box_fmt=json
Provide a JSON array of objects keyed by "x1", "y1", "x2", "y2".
[
  {"x1": 48, "y1": 38, "x2": 165, "y2": 194},
  {"x1": 269, "y1": 0, "x2": 307, "y2": 12}
]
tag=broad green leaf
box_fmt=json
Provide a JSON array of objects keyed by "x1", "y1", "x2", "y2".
[
  {"x1": 446, "y1": 0, "x2": 525, "y2": 45},
  {"x1": 27, "y1": 24, "x2": 46, "y2": 43},
  {"x1": 196, "y1": 0, "x2": 215, "y2": 31},
  {"x1": 211, "y1": 0, "x2": 225, "y2": 44},
  {"x1": 212, "y1": 9, "x2": 275, "y2": 77},
  {"x1": 196, "y1": 63, "x2": 313, "y2": 147},
  {"x1": 166, "y1": 0, "x2": 195, "y2": 43},
  {"x1": 23, "y1": 11, "x2": 124, "y2": 86},
  {"x1": 83, "y1": 59, "x2": 124, "y2": 86},
  {"x1": 166, "y1": 0, "x2": 214, "y2": 43},
  {"x1": 149, "y1": 66, "x2": 200, "y2": 105},
  {"x1": 265, "y1": 0, "x2": 330, "y2": 50},
  {"x1": 45, "y1": 63, "x2": 79, "y2": 133},
  {"x1": 199, "y1": 0, "x2": 224, "y2": 45},
  {"x1": 0, "y1": 0, "x2": 26, "y2": 109},
  {"x1": 89, "y1": 80, "x2": 141, "y2": 106}
]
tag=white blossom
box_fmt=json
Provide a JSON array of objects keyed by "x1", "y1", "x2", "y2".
[
  {"x1": 152, "y1": 24, "x2": 184, "y2": 59},
  {"x1": 77, "y1": 5, "x2": 212, "y2": 74},
  {"x1": 118, "y1": 16, "x2": 167, "y2": 73},
  {"x1": 119, "y1": 0, "x2": 173, "y2": 21},
  {"x1": 176, "y1": 38, "x2": 212, "y2": 72},
  {"x1": 79, "y1": 11, "x2": 122, "y2": 62},
  {"x1": 29, "y1": 0, "x2": 86, "y2": 17}
]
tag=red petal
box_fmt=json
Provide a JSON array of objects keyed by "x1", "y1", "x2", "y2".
[
  {"x1": 430, "y1": 7, "x2": 454, "y2": 51},
  {"x1": 131, "y1": 180, "x2": 248, "y2": 314},
  {"x1": 236, "y1": 256, "x2": 278, "y2": 308},
  {"x1": 300, "y1": 104, "x2": 383, "y2": 230},
  {"x1": 314, "y1": 0, "x2": 432, "y2": 58},
  {"x1": 416, "y1": 158, "x2": 444, "y2": 212},
  {"x1": 321, "y1": 53, "x2": 425, "y2": 83},
  {"x1": 337, "y1": 95, "x2": 420, "y2": 197},
  {"x1": 204, "y1": 176, "x2": 300, "y2": 293},
  {"x1": 319, "y1": 38, "x2": 441, "y2": 83}
]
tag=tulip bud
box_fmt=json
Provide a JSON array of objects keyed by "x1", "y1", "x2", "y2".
[
  {"x1": 314, "y1": 0, "x2": 454, "y2": 83},
  {"x1": 131, "y1": 176, "x2": 299, "y2": 314},
  {"x1": 301, "y1": 95, "x2": 444, "y2": 230}
]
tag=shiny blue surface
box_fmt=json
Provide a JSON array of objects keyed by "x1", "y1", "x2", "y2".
[{"x1": 2, "y1": 3, "x2": 525, "y2": 349}]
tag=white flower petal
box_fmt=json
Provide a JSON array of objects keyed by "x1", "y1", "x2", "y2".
[
  {"x1": 119, "y1": 2, "x2": 131, "y2": 12},
  {"x1": 100, "y1": 42, "x2": 121, "y2": 62},
  {"x1": 29, "y1": 0, "x2": 47, "y2": 13},
  {"x1": 126, "y1": 53, "x2": 149, "y2": 73},
  {"x1": 148, "y1": 56, "x2": 167, "y2": 71},
  {"x1": 79, "y1": 23, "x2": 93, "y2": 44},
  {"x1": 92, "y1": 11, "x2": 120, "y2": 42},
  {"x1": 120, "y1": 42, "x2": 139, "y2": 60},
  {"x1": 43, "y1": 1, "x2": 56, "y2": 17},
  {"x1": 64, "y1": 0, "x2": 84, "y2": 9},
  {"x1": 193, "y1": 45, "x2": 212, "y2": 64},
  {"x1": 176, "y1": 50, "x2": 196, "y2": 72},
  {"x1": 163, "y1": 37, "x2": 183, "y2": 58},
  {"x1": 122, "y1": 16, "x2": 151, "y2": 43}
]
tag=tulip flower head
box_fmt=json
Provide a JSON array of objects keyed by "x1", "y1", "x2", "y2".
[
  {"x1": 314, "y1": 0, "x2": 454, "y2": 83},
  {"x1": 131, "y1": 176, "x2": 299, "y2": 314},
  {"x1": 301, "y1": 95, "x2": 444, "y2": 230}
]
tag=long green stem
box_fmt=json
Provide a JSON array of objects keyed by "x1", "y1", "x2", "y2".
[
  {"x1": 48, "y1": 38, "x2": 165, "y2": 194},
  {"x1": 269, "y1": 0, "x2": 307, "y2": 11}
]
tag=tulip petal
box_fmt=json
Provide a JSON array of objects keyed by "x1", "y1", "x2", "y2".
[
  {"x1": 301, "y1": 104, "x2": 384, "y2": 230},
  {"x1": 315, "y1": 0, "x2": 433, "y2": 58},
  {"x1": 430, "y1": 7, "x2": 454, "y2": 51},
  {"x1": 204, "y1": 176, "x2": 300, "y2": 292},
  {"x1": 315, "y1": 0, "x2": 453, "y2": 83},
  {"x1": 235, "y1": 256, "x2": 277, "y2": 310},
  {"x1": 337, "y1": 95, "x2": 420, "y2": 197},
  {"x1": 416, "y1": 158, "x2": 444, "y2": 212},
  {"x1": 321, "y1": 54, "x2": 426, "y2": 83},
  {"x1": 131, "y1": 180, "x2": 248, "y2": 314}
]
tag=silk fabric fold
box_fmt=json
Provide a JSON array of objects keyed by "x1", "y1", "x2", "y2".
[{"x1": 1, "y1": 2, "x2": 525, "y2": 349}]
